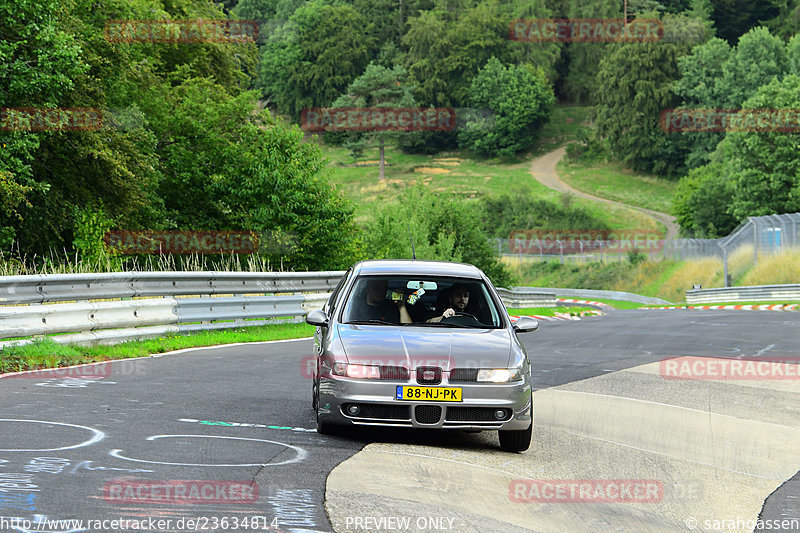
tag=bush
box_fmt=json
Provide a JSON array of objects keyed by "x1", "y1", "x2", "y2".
[
  {"x1": 478, "y1": 192, "x2": 608, "y2": 239},
  {"x1": 362, "y1": 184, "x2": 513, "y2": 286},
  {"x1": 458, "y1": 58, "x2": 555, "y2": 157},
  {"x1": 564, "y1": 129, "x2": 610, "y2": 164}
]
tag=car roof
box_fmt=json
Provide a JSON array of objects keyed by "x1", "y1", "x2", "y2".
[{"x1": 352, "y1": 260, "x2": 484, "y2": 279}]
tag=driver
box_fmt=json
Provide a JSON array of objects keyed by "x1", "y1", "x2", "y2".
[{"x1": 427, "y1": 284, "x2": 470, "y2": 323}]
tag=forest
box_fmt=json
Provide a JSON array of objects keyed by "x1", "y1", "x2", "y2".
[{"x1": 1, "y1": 0, "x2": 798, "y2": 277}]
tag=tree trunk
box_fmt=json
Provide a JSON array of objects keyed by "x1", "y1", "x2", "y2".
[{"x1": 378, "y1": 137, "x2": 385, "y2": 180}]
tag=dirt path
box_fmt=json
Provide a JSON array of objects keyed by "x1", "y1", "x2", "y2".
[{"x1": 529, "y1": 147, "x2": 679, "y2": 239}]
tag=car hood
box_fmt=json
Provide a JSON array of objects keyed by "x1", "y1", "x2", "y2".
[{"x1": 336, "y1": 326, "x2": 513, "y2": 369}]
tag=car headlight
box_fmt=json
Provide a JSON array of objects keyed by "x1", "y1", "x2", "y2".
[
  {"x1": 477, "y1": 368, "x2": 523, "y2": 382},
  {"x1": 331, "y1": 363, "x2": 381, "y2": 379}
]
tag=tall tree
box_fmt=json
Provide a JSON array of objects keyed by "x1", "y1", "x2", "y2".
[
  {"x1": 352, "y1": 0, "x2": 434, "y2": 45},
  {"x1": 709, "y1": 0, "x2": 780, "y2": 44},
  {"x1": 724, "y1": 75, "x2": 800, "y2": 220},
  {"x1": 562, "y1": 0, "x2": 620, "y2": 103},
  {"x1": 765, "y1": 0, "x2": 800, "y2": 40},
  {"x1": 718, "y1": 26, "x2": 788, "y2": 108},
  {"x1": 594, "y1": 15, "x2": 694, "y2": 177},
  {"x1": 672, "y1": 37, "x2": 731, "y2": 168},
  {"x1": 673, "y1": 75, "x2": 800, "y2": 235},
  {"x1": 330, "y1": 63, "x2": 416, "y2": 180},
  {"x1": 401, "y1": 9, "x2": 458, "y2": 107},
  {"x1": 257, "y1": 1, "x2": 378, "y2": 118},
  {"x1": 150, "y1": 79, "x2": 361, "y2": 270},
  {"x1": 789, "y1": 34, "x2": 800, "y2": 75}
]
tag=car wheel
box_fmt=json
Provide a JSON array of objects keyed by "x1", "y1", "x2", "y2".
[
  {"x1": 313, "y1": 385, "x2": 338, "y2": 435},
  {"x1": 316, "y1": 417, "x2": 336, "y2": 435},
  {"x1": 316, "y1": 408, "x2": 338, "y2": 435},
  {"x1": 498, "y1": 422, "x2": 532, "y2": 453},
  {"x1": 311, "y1": 379, "x2": 318, "y2": 411}
]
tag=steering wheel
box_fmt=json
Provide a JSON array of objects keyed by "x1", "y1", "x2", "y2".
[{"x1": 441, "y1": 311, "x2": 481, "y2": 326}]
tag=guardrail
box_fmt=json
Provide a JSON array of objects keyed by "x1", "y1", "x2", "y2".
[
  {"x1": 512, "y1": 287, "x2": 671, "y2": 306},
  {"x1": 0, "y1": 271, "x2": 345, "y2": 348},
  {"x1": 686, "y1": 284, "x2": 800, "y2": 304},
  {"x1": 0, "y1": 271, "x2": 692, "y2": 349},
  {"x1": 495, "y1": 288, "x2": 557, "y2": 308}
]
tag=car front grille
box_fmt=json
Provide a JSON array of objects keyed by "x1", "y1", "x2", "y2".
[
  {"x1": 414, "y1": 405, "x2": 442, "y2": 424},
  {"x1": 379, "y1": 366, "x2": 410, "y2": 380},
  {"x1": 449, "y1": 368, "x2": 479, "y2": 382},
  {"x1": 446, "y1": 407, "x2": 510, "y2": 422},
  {"x1": 343, "y1": 403, "x2": 410, "y2": 420}
]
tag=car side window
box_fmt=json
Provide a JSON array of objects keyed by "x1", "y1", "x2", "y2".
[{"x1": 325, "y1": 268, "x2": 352, "y2": 316}]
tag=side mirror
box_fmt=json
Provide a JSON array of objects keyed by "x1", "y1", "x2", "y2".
[
  {"x1": 513, "y1": 316, "x2": 539, "y2": 333},
  {"x1": 306, "y1": 309, "x2": 329, "y2": 327}
]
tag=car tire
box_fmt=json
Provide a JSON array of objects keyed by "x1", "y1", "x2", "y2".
[
  {"x1": 498, "y1": 422, "x2": 532, "y2": 452},
  {"x1": 314, "y1": 385, "x2": 338, "y2": 435},
  {"x1": 316, "y1": 418, "x2": 336, "y2": 435},
  {"x1": 311, "y1": 379, "x2": 318, "y2": 411},
  {"x1": 316, "y1": 408, "x2": 338, "y2": 435}
]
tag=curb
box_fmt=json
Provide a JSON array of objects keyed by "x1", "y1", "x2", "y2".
[
  {"x1": 556, "y1": 298, "x2": 614, "y2": 311},
  {"x1": 509, "y1": 310, "x2": 602, "y2": 322},
  {"x1": 640, "y1": 304, "x2": 798, "y2": 311}
]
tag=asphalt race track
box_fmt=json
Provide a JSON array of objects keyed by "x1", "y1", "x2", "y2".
[{"x1": 1, "y1": 309, "x2": 799, "y2": 532}]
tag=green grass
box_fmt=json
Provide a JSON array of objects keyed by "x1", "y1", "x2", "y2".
[
  {"x1": 321, "y1": 142, "x2": 660, "y2": 233},
  {"x1": 585, "y1": 298, "x2": 650, "y2": 309},
  {"x1": 557, "y1": 159, "x2": 677, "y2": 215},
  {"x1": 317, "y1": 104, "x2": 662, "y2": 235},
  {"x1": 508, "y1": 306, "x2": 597, "y2": 316},
  {"x1": 0, "y1": 322, "x2": 315, "y2": 374},
  {"x1": 531, "y1": 104, "x2": 594, "y2": 155}
]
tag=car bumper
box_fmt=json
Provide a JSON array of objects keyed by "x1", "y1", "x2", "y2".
[{"x1": 317, "y1": 378, "x2": 532, "y2": 430}]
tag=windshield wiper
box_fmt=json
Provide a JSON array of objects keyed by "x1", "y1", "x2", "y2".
[
  {"x1": 408, "y1": 322, "x2": 475, "y2": 328},
  {"x1": 345, "y1": 319, "x2": 401, "y2": 326}
]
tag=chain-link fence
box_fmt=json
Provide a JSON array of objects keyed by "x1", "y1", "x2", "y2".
[
  {"x1": 665, "y1": 214, "x2": 800, "y2": 260},
  {"x1": 492, "y1": 213, "x2": 800, "y2": 277},
  {"x1": 489, "y1": 236, "x2": 661, "y2": 264}
]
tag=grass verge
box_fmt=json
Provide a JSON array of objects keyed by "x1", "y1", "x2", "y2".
[
  {"x1": 0, "y1": 322, "x2": 315, "y2": 375},
  {"x1": 319, "y1": 140, "x2": 658, "y2": 233},
  {"x1": 556, "y1": 159, "x2": 676, "y2": 215},
  {"x1": 582, "y1": 299, "x2": 650, "y2": 310}
]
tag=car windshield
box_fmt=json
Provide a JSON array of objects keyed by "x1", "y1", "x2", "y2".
[{"x1": 341, "y1": 276, "x2": 504, "y2": 328}]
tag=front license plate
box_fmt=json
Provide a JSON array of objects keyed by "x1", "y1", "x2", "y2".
[{"x1": 396, "y1": 386, "x2": 462, "y2": 402}]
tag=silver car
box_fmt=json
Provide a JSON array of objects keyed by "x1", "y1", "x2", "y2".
[{"x1": 305, "y1": 260, "x2": 539, "y2": 452}]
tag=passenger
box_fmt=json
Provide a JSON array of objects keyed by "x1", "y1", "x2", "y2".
[
  {"x1": 350, "y1": 279, "x2": 411, "y2": 324},
  {"x1": 427, "y1": 284, "x2": 470, "y2": 323}
]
